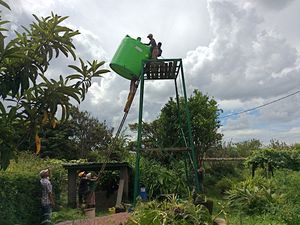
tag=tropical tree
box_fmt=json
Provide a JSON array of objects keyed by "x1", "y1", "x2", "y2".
[
  {"x1": 22, "y1": 106, "x2": 113, "y2": 159},
  {"x1": 129, "y1": 89, "x2": 223, "y2": 163},
  {"x1": 0, "y1": 2, "x2": 109, "y2": 169}
]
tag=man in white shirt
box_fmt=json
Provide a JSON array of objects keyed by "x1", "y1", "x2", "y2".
[{"x1": 40, "y1": 169, "x2": 55, "y2": 225}]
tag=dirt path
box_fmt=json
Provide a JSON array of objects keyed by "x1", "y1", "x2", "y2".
[
  {"x1": 56, "y1": 212, "x2": 130, "y2": 225},
  {"x1": 95, "y1": 212, "x2": 129, "y2": 225}
]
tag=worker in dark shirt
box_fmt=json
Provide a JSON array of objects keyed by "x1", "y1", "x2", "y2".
[
  {"x1": 78, "y1": 171, "x2": 88, "y2": 206},
  {"x1": 146, "y1": 33, "x2": 159, "y2": 59},
  {"x1": 157, "y1": 42, "x2": 162, "y2": 57}
]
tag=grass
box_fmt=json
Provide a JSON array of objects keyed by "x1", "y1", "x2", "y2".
[
  {"x1": 206, "y1": 170, "x2": 300, "y2": 225},
  {"x1": 52, "y1": 208, "x2": 85, "y2": 223},
  {"x1": 228, "y1": 214, "x2": 286, "y2": 225}
]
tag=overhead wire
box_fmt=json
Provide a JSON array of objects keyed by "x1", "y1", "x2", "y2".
[{"x1": 219, "y1": 90, "x2": 300, "y2": 119}]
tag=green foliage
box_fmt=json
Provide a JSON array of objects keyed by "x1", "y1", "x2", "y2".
[
  {"x1": 224, "y1": 170, "x2": 300, "y2": 224},
  {"x1": 52, "y1": 208, "x2": 85, "y2": 224},
  {"x1": 0, "y1": 172, "x2": 41, "y2": 225},
  {"x1": 215, "y1": 177, "x2": 233, "y2": 195},
  {"x1": 226, "y1": 176, "x2": 281, "y2": 215},
  {"x1": 246, "y1": 148, "x2": 300, "y2": 177},
  {"x1": 0, "y1": 116, "x2": 17, "y2": 169},
  {"x1": 187, "y1": 90, "x2": 223, "y2": 155},
  {"x1": 0, "y1": 12, "x2": 80, "y2": 99},
  {"x1": 0, "y1": 1, "x2": 109, "y2": 169},
  {"x1": 204, "y1": 161, "x2": 244, "y2": 195},
  {"x1": 97, "y1": 170, "x2": 120, "y2": 195},
  {"x1": 38, "y1": 106, "x2": 113, "y2": 159},
  {"x1": 272, "y1": 170, "x2": 300, "y2": 224},
  {"x1": 212, "y1": 139, "x2": 262, "y2": 158},
  {"x1": 0, "y1": 152, "x2": 65, "y2": 225},
  {"x1": 129, "y1": 89, "x2": 222, "y2": 164},
  {"x1": 126, "y1": 195, "x2": 211, "y2": 225},
  {"x1": 139, "y1": 158, "x2": 189, "y2": 198},
  {"x1": 228, "y1": 214, "x2": 286, "y2": 225}
]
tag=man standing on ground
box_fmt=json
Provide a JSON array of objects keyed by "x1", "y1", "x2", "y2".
[
  {"x1": 78, "y1": 171, "x2": 88, "y2": 207},
  {"x1": 40, "y1": 168, "x2": 55, "y2": 225}
]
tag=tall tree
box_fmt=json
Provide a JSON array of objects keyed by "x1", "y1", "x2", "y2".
[
  {"x1": 0, "y1": 2, "x2": 109, "y2": 169},
  {"x1": 64, "y1": 106, "x2": 113, "y2": 159},
  {"x1": 130, "y1": 89, "x2": 223, "y2": 162},
  {"x1": 31, "y1": 106, "x2": 113, "y2": 159}
]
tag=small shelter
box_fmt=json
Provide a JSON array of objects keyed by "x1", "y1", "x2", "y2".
[{"x1": 62, "y1": 162, "x2": 132, "y2": 208}]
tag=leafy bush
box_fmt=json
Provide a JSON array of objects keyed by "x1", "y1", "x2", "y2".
[
  {"x1": 139, "y1": 158, "x2": 188, "y2": 198},
  {"x1": 272, "y1": 170, "x2": 300, "y2": 225},
  {"x1": 215, "y1": 177, "x2": 233, "y2": 194},
  {"x1": 52, "y1": 208, "x2": 85, "y2": 223},
  {"x1": 225, "y1": 170, "x2": 300, "y2": 224},
  {"x1": 126, "y1": 194, "x2": 212, "y2": 225},
  {"x1": 226, "y1": 176, "x2": 281, "y2": 215},
  {"x1": 204, "y1": 161, "x2": 243, "y2": 194},
  {"x1": 246, "y1": 148, "x2": 300, "y2": 177},
  {"x1": 0, "y1": 152, "x2": 65, "y2": 225}
]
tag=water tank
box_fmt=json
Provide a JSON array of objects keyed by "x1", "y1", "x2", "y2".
[{"x1": 110, "y1": 35, "x2": 151, "y2": 80}]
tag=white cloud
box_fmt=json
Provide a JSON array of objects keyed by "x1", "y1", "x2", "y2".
[
  {"x1": 3, "y1": 0, "x2": 300, "y2": 144},
  {"x1": 183, "y1": 0, "x2": 300, "y2": 144},
  {"x1": 253, "y1": 0, "x2": 295, "y2": 11}
]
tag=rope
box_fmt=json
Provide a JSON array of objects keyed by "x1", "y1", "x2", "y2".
[
  {"x1": 115, "y1": 112, "x2": 128, "y2": 138},
  {"x1": 95, "y1": 80, "x2": 140, "y2": 181}
]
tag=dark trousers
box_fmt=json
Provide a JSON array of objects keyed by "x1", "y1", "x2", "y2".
[{"x1": 41, "y1": 204, "x2": 51, "y2": 225}]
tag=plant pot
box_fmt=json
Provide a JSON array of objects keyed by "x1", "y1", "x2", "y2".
[{"x1": 84, "y1": 207, "x2": 95, "y2": 218}]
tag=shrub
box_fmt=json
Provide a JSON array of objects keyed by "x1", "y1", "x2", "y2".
[
  {"x1": 225, "y1": 170, "x2": 300, "y2": 224},
  {"x1": 139, "y1": 158, "x2": 188, "y2": 198},
  {"x1": 273, "y1": 170, "x2": 300, "y2": 225},
  {"x1": 126, "y1": 194, "x2": 212, "y2": 225},
  {"x1": 52, "y1": 208, "x2": 85, "y2": 224},
  {"x1": 0, "y1": 153, "x2": 65, "y2": 225},
  {"x1": 215, "y1": 177, "x2": 233, "y2": 194},
  {"x1": 226, "y1": 176, "x2": 281, "y2": 215},
  {"x1": 246, "y1": 148, "x2": 300, "y2": 177}
]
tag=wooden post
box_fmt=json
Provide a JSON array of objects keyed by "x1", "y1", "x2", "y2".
[
  {"x1": 116, "y1": 179, "x2": 124, "y2": 207},
  {"x1": 67, "y1": 169, "x2": 77, "y2": 208},
  {"x1": 120, "y1": 166, "x2": 129, "y2": 200}
]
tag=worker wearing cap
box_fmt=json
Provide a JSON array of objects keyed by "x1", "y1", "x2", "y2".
[
  {"x1": 78, "y1": 171, "x2": 88, "y2": 207},
  {"x1": 40, "y1": 169, "x2": 55, "y2": 225},
  {"x1": 85, "y1": 172, "x2": 98, "y2": 208},
  {"x1": 146, "y1": 34, "x2": 159, "y2": 59}
]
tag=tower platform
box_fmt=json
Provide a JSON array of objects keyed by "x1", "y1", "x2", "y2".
[{"x1": 143, "y1": 58, "x2": 182, "y2": 80}]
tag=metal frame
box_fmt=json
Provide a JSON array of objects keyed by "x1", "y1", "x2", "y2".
[{"x1": 133, "y1": 58, "x2": 200, "y2": 205}]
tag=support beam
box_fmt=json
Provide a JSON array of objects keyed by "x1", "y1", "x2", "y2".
[
  {"x1": 141, "y1": 147, "x2": 189, "y2": 152},
  {"x1": 120, "y1": 167, "x2": 129, "y2": 200},
  {"x1": 203, "y1": 158, "x2": 246, "y2": 161},
  {"x1": 115, "y1": 179, "x2": 124, "y2": 207},
  {"x1": 67, "y1": 169, "x2": 77, "y2": 208},
  {"x1": 133, "y1": 71, "x2": 145, "y2": 206}
]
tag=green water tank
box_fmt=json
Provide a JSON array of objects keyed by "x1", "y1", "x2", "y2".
[{"x1": 110, "y1": 35, "x2": 151, "y2": 80}]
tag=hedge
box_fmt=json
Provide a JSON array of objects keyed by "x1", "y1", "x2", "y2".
[{"x1": 0, "y1": 154, "x2": 65, "y2": 225}]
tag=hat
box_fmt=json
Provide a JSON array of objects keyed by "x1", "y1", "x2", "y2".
[
  {"x1": 39, "y1": 169, "x2": 49, "y2": 177},
  {"x1": 147, "y1": 33, "x2": 153, "y2": 38},
  {"x1": 78, "y1": 171, "x2": 86, "y2": 177}
]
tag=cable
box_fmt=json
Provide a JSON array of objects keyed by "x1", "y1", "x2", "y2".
[{"x1": 219, "y1": 90, "x2": 300, "y2": 119}]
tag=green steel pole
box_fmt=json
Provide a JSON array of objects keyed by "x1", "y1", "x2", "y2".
[
  {"x1": 179, "y1": 59, "x2": 200, "y2": 192},
  {"x1": 184, "y1": 157, "x2": 190, "y2": 188},
  {"x1": 133, "y1": 67, "x2": 145, "y2": 206},
  {"x1": 174, "y1": 78, "x2": 184, "y2": 144}
]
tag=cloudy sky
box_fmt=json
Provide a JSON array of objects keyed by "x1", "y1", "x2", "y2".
[{"x1": 3, "y1": 0, "x2": 300, "y2": 145}]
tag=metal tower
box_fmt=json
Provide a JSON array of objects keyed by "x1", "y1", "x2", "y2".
[{"x1": 133, "y1": 58, "x2": 201, "y2": 205}]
